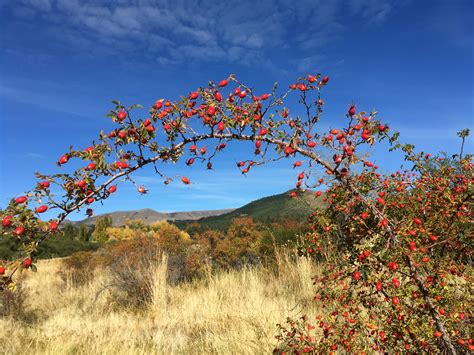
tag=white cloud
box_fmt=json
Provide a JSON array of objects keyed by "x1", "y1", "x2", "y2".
[{"x1": 4, "y1": 0, "x2": 402, "y2": 68}]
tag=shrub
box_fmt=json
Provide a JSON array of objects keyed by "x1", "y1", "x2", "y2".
[
  {"x1": 104, "y1": 236, "x2": 166, "y2": 308},
  {"x1": 213, "y1": 217, "x2": 263, "y2": 269},
  {"x1": 0, "y1": 277, "x2": 35, "y2": 322},
  {"x1": 59, "y1": 250, "x2": 111, "y2": 287},
  {"x1": 275, "y1": 147, "x2": 473, "y2": 353},
  {"x1": 185, "y1": 229, "x2": 220, "y2": 278}
]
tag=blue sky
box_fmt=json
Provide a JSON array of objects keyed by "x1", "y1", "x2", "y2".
[{"x1": 0, "y1": 0, "x2": 472, "y2": 220}]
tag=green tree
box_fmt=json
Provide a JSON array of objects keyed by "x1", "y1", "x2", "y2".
[
  {"x1": 125, "y1": 219, "x2": 147, "y2": 231},
  {"x1": 92, "y1": 216, "x2": 112, "y2": 242},
  {"x1": 61, "y1": 223, "x2": 76, "y2": 240},
  {"x1": 77, "y1": 224, "x2": 91, "y2": 242}
]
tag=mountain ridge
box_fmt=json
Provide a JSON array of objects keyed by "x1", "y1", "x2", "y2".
[
  {"x1": 66, "y1": 208, "x2": 236, "y2": 227},
  {"x1": 66, "y1": 189, "x2": 325, "y2": 229}
]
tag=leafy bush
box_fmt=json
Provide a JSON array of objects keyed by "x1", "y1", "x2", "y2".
[{"x1": 185, "y1": 229, "x2": 220, "y2": 278}]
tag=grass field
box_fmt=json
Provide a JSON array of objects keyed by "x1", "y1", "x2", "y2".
[{"x1": 0, "y1": 252, "x2": 321, "y2": 354}]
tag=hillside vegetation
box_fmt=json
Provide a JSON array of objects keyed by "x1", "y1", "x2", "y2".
[
  {"x1": 0, "y1": 191, "x2": 317, "y2": 261},
  {"x1": 176, "y1": 190, "x2": 323, "y2": 230}
]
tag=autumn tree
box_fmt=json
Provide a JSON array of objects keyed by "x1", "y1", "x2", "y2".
[
  {"x1": 213, "y1": 217, "x2": 263, "y2": 269},
  {"x1": 151, "y1": 221, "x2": 192, "y2": 255}
]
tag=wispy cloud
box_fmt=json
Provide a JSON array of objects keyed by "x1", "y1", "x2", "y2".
[
  {"x1": 25, "y1": 152, "x2": 47, "y2": 159},
  {"x1": 3, "y1": 0, "x2": 403, "y2": 70},
  {"x1": 425, "y1": 0, "x2": 473, "y2": 48},
  {"x1": 0, "y1": 80, "x2": 103, "y2": 119},
  {"x1": 349, "y1": 0, "x2": 394, "y2": 25}
]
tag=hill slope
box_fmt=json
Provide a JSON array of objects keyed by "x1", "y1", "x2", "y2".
[{"x1": 175, "y1": 190, "x2": 325, "y2": 230}]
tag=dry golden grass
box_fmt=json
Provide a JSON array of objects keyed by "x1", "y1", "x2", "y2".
[{"x1": 0, "y1": 252, "x2": 321, "y2": 354}]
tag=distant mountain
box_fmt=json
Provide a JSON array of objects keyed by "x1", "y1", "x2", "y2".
[
  {"x1": 68, "y1": 208, "x2": 235, "y2": 227},
  {"x1": 65, "y1": 189, "x2": 324, "y2": 230},
  {"x1": 174, "y1": 189, "x2": 325, "y2": 230}
]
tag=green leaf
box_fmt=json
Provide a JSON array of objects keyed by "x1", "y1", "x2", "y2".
[
  {"x1": 457, "y1": 128, "x2": 470, "y2": 138},
  {"x1": 30, "y1": 264, "x2": 37, "y2": 272},
  {"x1": 389, "y1": 132, "x2": 400, "y2": 144}
]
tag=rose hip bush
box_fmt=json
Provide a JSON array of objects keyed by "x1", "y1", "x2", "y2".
[
  {"x1": 276, "y1": 148, "x2": 472, "y2": 353},
  {"x1": 0, "y1": 73, "x2": 471, "y2": 353}
]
